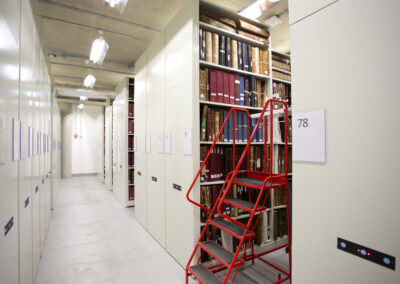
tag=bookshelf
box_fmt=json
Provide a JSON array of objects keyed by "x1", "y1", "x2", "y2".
[
  {"x1": 197, "y1": 2, "x2": 292, "y2": 258},
  {"x1": 133, "y1": 0, "x2": 292, "y2": 268},
  {"x1": 128, "y1": 78, "x2": 135, "y2": 205}
]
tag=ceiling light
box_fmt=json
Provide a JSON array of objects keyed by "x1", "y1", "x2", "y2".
[
  {"x1": 264, "y1": 15, "x2": 282, "y2": 27},
  {"x1": 80, "y1": 95, "x2": 88, "y2": 101},
  {"x1": 90, "y1": 37, "x2": 109, "y2": 64},
  {"x1": 83, "y1": 74, "x2": 96, "y2": 89},
  {"x1": 103, "y1": 0, "x2": 128, "y2": 14},
  {"x1": 78, "y1": 104, "x2": 84, "y2": 110},
  {"x1": 239, "y1": 0, "x2": 264, "y2": 20},
  {"x1": 269, "y1": 0, "x2": 280, "y2": 2}
]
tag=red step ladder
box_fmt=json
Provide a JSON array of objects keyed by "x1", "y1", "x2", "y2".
[{"x1": 186, "y1": 99, "x2": 291, "y2": 284}]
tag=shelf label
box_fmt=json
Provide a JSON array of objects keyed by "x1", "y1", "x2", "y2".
[
  {"x1": 183, "y1": 128, "x2": 192, "y2": 156},
  {"x1": 293, "y1": 108, "x2": 326, "y2": 163}
]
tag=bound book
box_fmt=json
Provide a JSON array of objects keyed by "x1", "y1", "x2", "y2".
[
  {"x1": 229, "y1": 73, "x2": 235, "y2": 105},
  {"x1": 209, "y1": 69, "x2": 217, "y2": 102},
  {"x1": 239, "y1": 76, "x2": 245, "y2": 106},
  {"x1": 238, "y1": 41, "x2": 243, "y2": 70},
  {"x1": 212, "y1": 33, "x2": 219, "y2": 64},
  {"x1": 128, "y1": 120, "x2": 134, "y2": 134},
  {"x1": 218, "y1": 111, "x2": 223, "y2": 142},
  {"x1": 219, "y1": 35, "x2": 226, "y2": 66},
  {"x1": 206, "y1": 107, "x2": 213, "y2": 141},
  {"x1": 223, "y1": 72, "x2": 229, "y2": 104},
  {"x1": 250, "y1": 76, "x2": 257, "y2": 107},
  {"x1": 226, "y1": 37, "x2": 232, "y2": 67},
  {"x1": 244, "y1": 77, "x2": 250, "y2": 106},
  {"x1": 214, "y1": 110, "x2": 220, "y2": 141},
  {"x1": 248, "y1": 44, "x2": 253, "y2": 72},
  {"x1": 232, "y1": 39, "x2": 238, "y2": 69},
  {"x1": 237, "y1": 30, "x2": 269, "y2": 45},
  {"x1": 216, "y1": 71, "x2": 224, "y2": 103},
  {"x1": 223, "y1": 110, "x2": 228, "y2": 142},
  {"x1": 238, "y1": 20, "x2": 270, "y2": 38},
  {"x1": 129, "y1": 103, "x2": 134, "y2": 117},
  {"x1": 201, "y1": 106, "x2": 208, "y2": 141},
  {"x1": 228, "y1": 113, "x2": 233, "y2": 142},
  {"x1": 199, "y1": 28, "x2": 204, "y2": 61},
  {"x1": 234, "y1": 75, "x2": 240, "y2": 105},
  {"x1": 260, "y1": 49, "x2": 269, "y2": 75},
  {"x1": 243, "y1": 42, "x2": 249, "y2": 71},
  {"x1": 205, "y1": 31, "x2": 213, "y2": 63},
  {"x1": 199, "y1": 68, "x2": 208, "y2": 101}
]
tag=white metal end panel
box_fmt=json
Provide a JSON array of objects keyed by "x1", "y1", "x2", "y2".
[
  {"x1": 134, "y1": 53, "x2": 148, "y2": 229},
  {"x1": 0, "y1": 1, "x2": 20, "y2": 283},
  {"x1": 164, "y1": 0, "x2": 198, "y2": 267},
  {"x1": 147, "y1": 32, "x2": 166, "y2": 247}
]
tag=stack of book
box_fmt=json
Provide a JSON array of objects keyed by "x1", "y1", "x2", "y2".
[
  {"x1": 200, "y1": 68, "x2": 267, "y2": 108},
  {"x1": 272, "y1": 70, "x2": 291, "y2": 82},
  {"x1": 272, "y1": 53, "x2": 290, "y2": 72},
  {"x1": 273, "y1": 81, "x2": 291, "y2": 106}
]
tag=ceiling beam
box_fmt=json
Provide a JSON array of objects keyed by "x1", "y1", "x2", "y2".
[
  {"x1": 50, "y1": 62, "x2": 134, "y2": 76},
  {"x1": 37, "y1": 0, "x2": 161, "y2": 32},
  {"x1": 39, "y1": 15, "x2": 151, "y2": 43}
]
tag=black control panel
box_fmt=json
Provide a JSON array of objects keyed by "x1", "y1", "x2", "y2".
[
  {"x1": 35, "y1": 186, "x2": 39, "y2": 193},
  {"x1": 4, "y1": 217, "x2": 14, "y2": 236},
  {"x1": 137, "y1": 171, "x2": 142, "y2": 176},
  {"x1": 173, "y1": 184, "x2": 182, "y2": 191},
  {"x1": 337, "y1": 237, "x2": 395, "y2": 270},
  {"x1": 152, "y1": 176, "x2": 157, "y2": 182},
  {"x1": 24, "y1": 197, "x2": 30, "y2": 208}
]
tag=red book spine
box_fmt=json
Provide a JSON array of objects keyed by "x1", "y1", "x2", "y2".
[
  {"x1": 216, "y1": 71, "x2": 224, "y2": 103},
  {"x1": 129, "y1": 103, "x2": 134, "y2": 117},
  {"x1": 128, "y1": 120, "x2": 134, "y2": 134},
  {"x1": 129, "y1": 186, "x2": 135, "y2": 200},
  {"x1": 229, "y1": 73, "x2": 235, "y2": 105},
  {"x1": 223, "y1": 72, "x2": 229, "y2": 104},
  {"x1": 234, "y1": 75, "x2": 240, "y2": 105},
  {"x1": 209, "y1": 70, "x2": 217, "y2": 102}
]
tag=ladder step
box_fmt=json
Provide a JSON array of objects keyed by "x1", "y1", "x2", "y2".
[
  {"x1": 211, "y1": 219, "x2": 253, "y2": 239},
  {"x1": 224, "y1": 198, "x2": 263, "y2": 212},
  {"x1": 199, "y1": 241, "x2": 234, "y2": 266},
  {"x1": 234, "y1": 177, "x2": 281, "y2": 188},
  {"x1": 189, "y1": 264, "x2": 221, "y2": 284}
]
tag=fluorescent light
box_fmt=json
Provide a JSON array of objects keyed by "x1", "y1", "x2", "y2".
[
  {"x1": 239, "y1": 0, "x2": 263, "y2": 20},
  {"x1": 103, "y1": 0, "x2": 128, "y2": 13},
  {"x1": 90, "y1": 37, "x2": 109, "y2": 64},
  {"x1": 264, "y1": 15, "x2": 282, "y2": 27},
  {"x1": 78, "y1": 104, "x2": 84, "y2": 110},
  {"x1": 80, "y1": 96, "x2": 88, "y2": 101},
  {"x1": 83, "y1": 74, "x2": 96, "y2": 89},
  {"x1": 269, "y1": 0, "x2": 280, "y2": 2}
]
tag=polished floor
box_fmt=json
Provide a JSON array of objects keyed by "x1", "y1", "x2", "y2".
[{"x1": 36, "y1": 176, "x2": 289, "y2": 284}]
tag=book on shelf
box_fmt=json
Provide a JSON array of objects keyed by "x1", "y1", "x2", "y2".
[
  {"x1": 200, "y1": 9, "x2": 237, "y2": 32},
  {"x1": 259, "y1": 49, "x2": 269, "y2": 76},
  {"x1": 129, "y1": 103, "x2": 134, "y2": 117},
  {"x1": 273, "y1": 208, "x2": 287, "y2": 240},
  {"x1": 232, "y1": 39, "x2": 238, "y2": 69},
  {"x1": 128, "y1": 168, "x2": 135, "y2": 184},
  {"x1": 199, "y1": 68, "x2": 209, "y2": 101},
  {"x1": 128, "y1": 120, "x2": 134, "y2": 134},
  {"x1": 212, "y1": 33, "x2": 219, "y2": 64},
  {"x1": 272, "y1": 70, "x2": 291, "y2": 82},
  {"x1": 200, "y1": 29, "x2": 206, "y2": 61},
  {"x1": 272, "y1": 53, "x2": 291, "y2": 72},
  {"x1": 205, "y1": 31, "x2": 212, "y2": 63},
  {"x1": 226, "y1": 36, "x2": 232, "y2": 67},
  {"x1": 129, "y1": 186, "x2": 135, "y2": 201},
  {"x1": 129, "y1": 153, "x2": 134, "y2": 167},
  {"x1": 129, "y1": 83, "x2": 134, "y2": 100},
  {"x1": 243, "y1": 42, "x2": 249, "y2": 71},
  {"x1": 128, "y1": 136, "x2": 134, "y2": 150}
]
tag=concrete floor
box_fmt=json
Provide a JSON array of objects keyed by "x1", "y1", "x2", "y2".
[{"x1": 35, "y1": 176, "x2": 289, "y2": 284}]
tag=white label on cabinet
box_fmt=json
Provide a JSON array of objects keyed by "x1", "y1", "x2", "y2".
[
  {"x1": 146, "y1": 135, "x2": 151, "y2": 153},
  {"x1": 183, "y1": 128, "x2": 192, "y2": 156},
  {"x1": 12, "y1": 118, "x2": 20, "y2": 161},
  {"x1": 164, "y1": 131, "x2": 171, "y2": 154},
  {"x1": 141, "y1": 136, "x2": 146, "y2": 153},
  {"x1": 293, "y1": 108, "x2": 326, "y2": 163},
  {"x1": 157, "y1": 132, "x2": 164, "y2": 153},
  {"x1": 0, "y1": 111, "x2": 5, "y2": 164}
]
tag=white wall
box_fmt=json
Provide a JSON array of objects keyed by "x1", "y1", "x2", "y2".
[
  {"x1": 62, "y1": 104, "x2": 103, "y2": 175},
  {"x1": 289, "y1": 0, "x2": 400, "y2": 283}
]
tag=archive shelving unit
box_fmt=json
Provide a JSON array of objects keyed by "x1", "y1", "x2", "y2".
[{"x1": 133, "y1": 0, "x2": 292, "y2": 270}]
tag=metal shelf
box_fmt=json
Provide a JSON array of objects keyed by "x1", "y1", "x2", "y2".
[
  {"x1": 272, "y1": 77, "x2": 291, "y2": 84},
  {"x1": 200, "y1": 100, "x2": 263, "y2": 111},
  {"x1": 200, "y1": 60, "x2": 270, "y2": 80}
]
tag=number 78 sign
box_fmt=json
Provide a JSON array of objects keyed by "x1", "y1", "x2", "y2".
[{"x1": 292, "y1": 108, "x2": 326, "y2": 163}]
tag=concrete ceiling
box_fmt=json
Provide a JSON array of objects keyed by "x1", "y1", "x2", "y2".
[{"x1": 32, "y1": 0, "x2": 290, "y2": 95}]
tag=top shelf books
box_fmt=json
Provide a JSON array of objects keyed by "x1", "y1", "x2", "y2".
[
  {"x1": 271, "y1": 51, "x2": 291, "y2": 82},
  {"x1": 199, "y1": 9, "x2": 270, "y2": 78}
]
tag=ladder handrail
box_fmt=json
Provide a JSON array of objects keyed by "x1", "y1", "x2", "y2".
[
  {"x1": 217, "y1": 99, "x2": 289, "y2": 220},
  {"x1": 186, "y1": 107, "x2": 251, "y2": 213}
]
